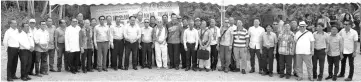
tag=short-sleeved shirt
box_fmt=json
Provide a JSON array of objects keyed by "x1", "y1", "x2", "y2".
[
  {"x1": 338, "y1": 28, "x2": 358, "y2": 54},
  {"x1": 328, "y1": 34, "x2": 343, "y2": 56},
  {"x1": 232, "y1": 28, "x2": 249, "y2": 48},
  {"x1": 295, "y1": 31, "x2": 315, "y2": 55},
  {"x1": 313, "y1": 31, "x2": 329, "y2": 50},
  {"x1": 261, "y1": 32, "x2": 277, "y2": 48},
  {"x1": 248, "y1": 26, "x2": 265, "y2": 49},
  {"x1": 209, "y1": 26, "x2": 220, "y2": 45},
  {"x1": 47, "y1": 25, "x2": 56, "y2": 49},
  {"x1": 80, "y1": 26, "x2": 94, "y2": 49},
  {"x1": 110, "y1": 24, "x2": 124, "y2": 40},
  {"x1": 199, "y1": 28, "x2": 212, "y2": 49},
  {"x1": 167, "y1": 21, "x2": 182, "y2": 43},
  {"x1": 220, "y1": 26, "x2": 233, "y2": 46},
  {"x1": 278, "y1": 31, "x2": 295, "y2": 55},
  {"x1": 95, "y1": 25, "x2": 110, "y2": 42},
  {"x1": 142, "y1": 27, "x2": 153, "y2": 43}
]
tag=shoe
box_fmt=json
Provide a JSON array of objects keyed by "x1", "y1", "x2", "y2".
[
  {"x1": 114, "y1": 68, "x2": 118, "y2": 71},
  {"x1": 88, "y1": 69, "x2": 94, "y2": 72},
  {"x1": 249, "y1": 69, "x2": 255, "y2": 73},
  {"x1": 124, "y1": 67, "x2": 128, "y2": 70},
  {"x1": 28, "y1": 72, "x2": 34, "y2": 75},
  {"x1": 199, "y1": 68, "x2": 203, "y2": 71},
  {"x1": 279, "y1": 74, "x2": 285, "y2": 78},
  {"x1": 241, "y1": 69, "x2": 246, "y2": 74},
  {"x1": 157, "y1": 67, "x2": 161, "y2": 70},
  {"x1": 141, "y1": 66, "x2": 145, "y2": 69},
  {"x1": 71, "y1": 71, "x2": 76, "y2": 74},
  {"x1": 308, "y1": 77, "x2": 314, "y2": 81},
  {"x1": 259, "y1": 70, "x2": 263, "y2": 74},
  {"x1": 234, "y1": 68, "x2": 240, "y2": 72},
  {"x1": 149, "y1": 67, "x2": 152, "y2": 69},
  {"x1": 337, "y1": 74, "x2": 344, "y2": 78},
  {"x1": 296, "y1": 77, "x2": 303, "y2": 81},
  {"x1": 34, "y1": 74, "x2": 42, "y2": 77},
  {"x1": 103, "y1": 69, "x2": 108, "y2": 71},
  {"x1": 185, "y1": 67, "x2": 190, "y2": 71},
  {"x1": 317, "y1": 77, "x2": 322, "y2": 81},
  {"x1": 211, "y1": 68, "x2": 216, "y2": 71},
  {"x1": 21, "y1": 77, "x2": 28, "y2": 81},
  {"x1": 175, "y1": 67, "x2": 179, "y2": 70},
  {"x1": 118, "y1": 66, "x2": 124, "y2": 70},
  {"x1": 83, "y1": 70, "x2": 87, "y2": 73},
  {"x1": 224, "y1": 68, "x2": 229, "y2": 73},
  {"x1": 285, "y1": 75, "x2": 291, "y2": 79},
  {"x1": 325, "y1": 76, "x2": 332, "y2": 80},
  {"x1": 192, "y1": 68, "x2": 197, "y2": 71},
  {"x1": 57, "y1": 69, "x2": 61, "y2": 72},
  {"x1": 49, "y1": 69, "x2": 56, "y2": 72},
  {"x1": 7, "y1": 78, "x2": 13, "y2": 81},
  {"x1": 332, "y1": 76, "x2": 337, "y2": 81},
  {"x1": 98, "y1": 69, "x2": 102, "y2": 72},
  {"x1": 12, "y1": 76, "x2": 19, "y2": 79},
  {"x1": 260, "y1": 71, "x2": 265, "y2": 75},
  {"x1": 133, "y1": 67, "x2": 138, "y2": 70},
  {"x1": 26, "y1": 76, "x2": 32, "y2": 80},
  {"x1": 206, "y1": 69, "x2": 210, "y2": 72},
  {"x1": 218, "y1": 67, "x2": 224, "y2": 71},
  {"x1": 294, "y1": 73, "x2": 299, "y2": 77},
  {"x1": 344, "y1": 78, "x2": 352, "y2": 81},
  {"x1": 269, "y1": 73, "x2": 273, "y2": 77},
  {"x1": 41, "y1": 72, "x2": 48, "y2": 75}
]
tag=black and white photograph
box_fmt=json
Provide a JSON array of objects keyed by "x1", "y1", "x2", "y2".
[{"x1": 1, "y1": 0, "x2": 360, "y2": 81}]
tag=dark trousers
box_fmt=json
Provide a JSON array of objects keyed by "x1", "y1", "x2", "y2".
[
  {"x1": 48, "y1": 49, "x2": 55, "y2": 70},
  {"x1": 340, "y1": 54, "x2": 354, "y2": 79},
  {"x1": 312, "y1": 49, "x2": 326, "y2": 78},
  {"x1": 111, "y1": 39, "x2": 125, "y2": 69},
  {"x1": 186, "y1": 43, "x2": 196, "y2": 68},
  {"x1": 35, "y1": 51, "x2": 45, "y2": 74},
  {"x1": 56, "y1": 43, "x2": 68, "y2": 71},
  {"x1": 124, "y1": 41, "x2": 139, "y2": 68},
  {"x1": 106, "y1": 48, "x2": 112, "y2": 68},
  {"x1": 93, "y1": 46, "x2": 98, "y2": 69},
  {"x1": 7, "y1": 47, "x2": 19, "y2": 78},
  {"x1": 29, "y1": 51, "x2": 36, "y2": 74},
  {"x1": 180, "y1": 43, "x2": 186, "y2": 68},
  {"x1": 262, "y1": 47, "x2": 274, "y2": 73},
  {"x1": 327, "y1": 55, "x2": 340, "y2": 76},
  {"x1": 275, "y1": 46, "x2": 280, "y2": 73},
  {"x1": 279, "y1": 54, "x2": 293, "y2": 75},
  {"x1": 168, "y1": 43, "x2": 180, "y2": 68},
  {"x1": 210, "y1": 45, "x2": 218, "y2": 69},
  {"x1": 142, "y1": 42, "x2": 153, "y2": 67},
  {"x1": 40, "y1": 50, "x2": 49, "y2": 73},
  {"x1": 68, "y1": 52, "x2": 80, "y2": 72},
  {"x1": 139, "y1": 42, "x2": 143, "y2": 67},
  {"x1": 19, "y1": 49, "x2": 32, "y2": 78},
  {"x1": 249, "y1": 48, "x2": 261, "y2": 71},
  {"x1": 81, "y1": 49, "x2": 93, "y2": 71}
]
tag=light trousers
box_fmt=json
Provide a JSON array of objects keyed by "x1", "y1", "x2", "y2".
[{"x1": 155, "y1": 42, "x2": 168, "y2": 68}]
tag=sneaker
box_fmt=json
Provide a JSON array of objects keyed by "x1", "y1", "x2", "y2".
[
  {"x1": 241, "y1": 69, "x2": 246, "y2": 74},
  {"x1": 249, "y1": 69, "x2": 255, "y2": 73},
  {"x1": 218, "y1": 67, "x2": 224, "y2": 71},
  {"x1": 205, "y1": 69, "x2": 210, "y2": 72},
  {"x1": 49, "y1": 69, "x2": 56, "y2": 72},
  {"x1": 337, "y1": 74, "x2": 344, "y2": 78},
  {"x1": 269, "y1": 73, "x2": 273, "y2": 77},
  {"x1": 21, "y1": 77, "x2": 28, "y2": 81}
]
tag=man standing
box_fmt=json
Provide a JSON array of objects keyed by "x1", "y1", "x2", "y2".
[
  {"x1": 154, "y1": 18, "x2": 168, "y2": 70},
  {"x1": 106, "y1": 16, "x2": 114, "y2": 68},
  {"x1": 91, "y1": 18, "x2": 98, "y2": 69},
  {"x1": 18, "y1": 23, "x2": 34, "y2": 81},
  {"x1": 294, "y1": 21, "x2": 315, "y2": 81},
  {"x1": 180, "y1": 18, "x2": 189, "y2": 69},
  {"x1": 209, "y1": 19, "x2": 220, "y2": 71},
  {"x1": 248, "y1": 19, "x2": 265, "y2": 74},
  {"x1": 141, "y1": 19, "x2": 153, "y2": 69},
  {"x1": 325, "y1": 27, "x2": 343, "y2": 81},
  {"x1": 124, "y1": 16, "x2": 142, "y2": 70},
  {"x1": 94, "y1": 16, "x2": 111, "y2": 72},
  {"x1": 55, "y1": 19, "x2": 67, "y2": 72},
  {"x1": 80, "y1": 19, "x2": 94, "y2": 73},
  {"x1": 198, "y1": 20, "x2": 212, "y2": 72},
  {"x1": 218, "y1": 19, "x2": 233, "y2": 73},
  {"x1": 183, "y1": 19, "x2": 199, "y2": 71},
  {"x1": 46, "y1": 18, "x2": 57, "y2": 72},
  {"x1": 65, "y1": 18, "x2": 82, "y2": 74},
  {"x1": 3, "y1": 19, "x2": 20, "y2": 81},
  {"x1": 260, "y1": 25, "x2": 277, "y2": 77},
  {"x1": 167, "y1": 13, "x2": 182, "y2": 70},
  {"x1": 312, "y1": 23, "x2": 329, "y2": 81},
  {"x1": 338, "y1": 20, "x2": 358, "y2": 81},
  {"x1": 231, "y1": 20, "x2": 249, "y2": 74},
  {"x1": 28, "y1": 19, "x2": 37, "y2": 75},
  {"x1": 110, "y1": 16, "x2": 125, "y2": 70},
  {"x1": 278, "y1": 24, "x2": 295, "y2": 79},
  {"x1": 34, "y1": 21, "x2": 49, "y2": 76}
]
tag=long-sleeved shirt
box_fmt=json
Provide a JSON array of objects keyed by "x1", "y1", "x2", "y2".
[
  {"x1": 94, "y1": 24, "x2": 111, "y2": 42},
  {"x1": 124, "y1": 24, "x2": 141, "y2": 43},
  {"x1": 65, "y1": 25, "x2": 81, "y2": 52},
  {"x1": 110, "y1": 24, "x2": 124, "y2": 40},
  {"x1": 80, "y1": 26, "x2": 94, "y2": 49},
  {"x1": 18, "y1": 31, "x2": 34, "y2": 50},
  {"x1": 3, "y1": 27, "x2": 19, "y2": 48},
  {"x1": 47, "y1": 25, "x2": 56, "y2": 49},
  {"x1": 34, "y1": 28, "x2": 49, "y2": 52},
  {"x1": 338, "y1": 28, "x2": 358, "y2": 54},
  {"x1": 155, "y1": 27, "x2": 167, "y2": 45},
  {"x1": 183, "y1": 28, "x2": 199, "y2": 49},
  {"x1": 313, "y1": 31, "x2": 329, "y2": 50},
  {"x1": 248, "y1": 26, "x2": 265, "y2": 49}
]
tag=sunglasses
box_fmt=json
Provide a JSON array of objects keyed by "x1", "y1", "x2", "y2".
[
  {"x1": 273, "y1": 24, "x2": 278, "y2": 25},
  {"x1": 144, "y1": 22, "x2": 149, "y2": 23},
  {"x1": 225, "y1": 22, "x2": 229, "y2": 23},
  {"x1": 100, "y1": 19, "x2": 105, "y2": 20}
]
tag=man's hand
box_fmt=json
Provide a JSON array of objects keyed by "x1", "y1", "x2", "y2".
[
  {"x1": 340, "y1": 54, "x2": 344, "y2": 60},
  {"x1": 94, "y1": 45, "x2": 98, "y2": 50},
  {"x1": 184, "y1": 47, "x2": 188, "y2": 51},
  {"x1": 260, "y1": 49, "x2": 263, "y2": 54},
  {"x1": 311, "y1": 50, "x2": 314, "y2": 56},
  {"x1": 81, "y1": 48, "x2": 84, "y2": 53},
  {"x1": 139, "y1": 44, "x2": 142, "y2": 49},
  {"x1": 110, "y1": 43, "x2": 114, "y2": 49},
  {"x1": 353, "y1": 51, "x2": 357, "y2": 57},
  {"x1": 151, "y1": 44, "x2": 155, "y2": 48},
  {"x1": 228, "y1": 46, "x2": 232, "y2": 50},
  {"x1": 194, "y1": 46, "x2": 198, "y2": 50},
  {"x1": 216, "y1": 45, "x2": 219, "y2": 50},
  {"x1": 273, "y1": 50, "x2": 277, "y2": 55}
]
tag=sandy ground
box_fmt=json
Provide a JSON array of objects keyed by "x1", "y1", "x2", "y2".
[{"x1": 1, "y1": 44, "x2": 360, "y2": 81}]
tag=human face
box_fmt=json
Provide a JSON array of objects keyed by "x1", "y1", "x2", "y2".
[
  {"x1": 144, "y1": 19, "x2": 149, "y2": 27},
  {"x1": 171, "y1": 15, "x2": 177, "y2": 21},
  {"x1": 224, "y1": 20, "x2": 229, "y2": 27},
  {"x1": 344, "y1": 22, "x2": 352, "y2": 29},
  {"x1": 229, "y1": 18, "x2": 235, "y2": 25},
  {"x1": 84, "y1": 20, "x2": 90, "y2": 27},
  {"x1": 77, "y1": 13, "x2": 83, "y2": 20},
  {"x1": 210, "y1": 19, "x2": 216, "y2": 27},
  {"x1": 29, "y1": 22, "x2": 36, "y2": 27},
  {"x1": 162, "y1": 15, "x2": 168, "y2": 22},
  {"x1": 130, "y1": 17, "x2": 136, "y2": 26},
  {"x1": 195, "y1": 20, "x2": 201, "y2": 26},
  {"x1": 201, "y1": 21, "x2": 207, "y2": 29},
  {"x1": 316, "y1": 25, "x2": 323, "y2": 32},
  {"x1": 10, "y1": 20, "x2": 17, "y2": 29},
  {"x1": 71, "y1": 19, "x2": 78, "y2": 27},
  {"x1": 99, "y1": 17, "x2": 105, "y2": 25},
  {"x1": 254, "y1": 19, "x2": 260, "y2": 27},
  {"x1": 115, "y1": 17, "x2": 121, "y2": 24},
  {"x1": 106, "y1": 16, "x2": 112, "y2": 22},
  {"x1": 182, "y1": 19, "x2": 188, "y2": 26},
  {"x1": 331, "y1": 27, "x2": 338, "y2": 35},
  {"x1": 236, "y1": 20, "x2": 242, "y2": 28},
  {"x1": 284, "y1": 24, "x2": 290, "y2": 31},
  {"x1": 23, "y1": 23, "x2": 29, "y2": 32},
  {"x1": 266, "y1": 25, "x2": 273, "y2": 32},
  {"x1": 272, "y1": 22, "x2": 278, "y2": 27},
  {"x1": 91, "y1": 19, "x2": 97, "y2": 26},
  {"x1": 60, "y1": 20, "x2": 66, "y2": 27},
  {"x1": 189, "y1": 20, "x2": 194, "y2": 29},
  {"x1": 47, "y1": 19, "x2": 53, "y2": 26},
  {"x1": 150, "y1": 17, "x2": 156, "y2": 24},
  {"x1": 40, "y1": 22, "x2": 47, "y2": 29},
  {"x1": 299, "y1": 25, "x2": 306, "y2": 31}
]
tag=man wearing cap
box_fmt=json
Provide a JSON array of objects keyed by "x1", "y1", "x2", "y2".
[
  {"x1": 167, "y1": 13, "x2": 182, "y2": 70},
  {"x1": 294, "y1": 21, "x2": 315, "y2": 81},
  {"x1": 28, "y1": 18, "x2": 37, "y2": 75},
  {"x1": 248, "y1": 19, "x2": 265, "y2": 74},
  {"x1": 46, "y1": 18, "x2": 57, "y2": 72}
]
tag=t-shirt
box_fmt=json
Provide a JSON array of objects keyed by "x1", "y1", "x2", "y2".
[{"x1": 295, "y1": 31, "x2": 315, "y2": 55}]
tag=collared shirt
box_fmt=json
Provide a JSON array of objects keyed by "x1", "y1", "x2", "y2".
[
  {"x1": 47, "y1": 25, "x2": 56, "y2": 49},
  {"x1": 199, "y1": 28, "x2": 212, "y2": 50},
  {"x1": 3, "y1": 27, "x2": 19, "y2": 48},
  {"x1": 65, "y1": 25, "x2": 81, "y2": 52},
  {"x1": 328, "y1": 34, "x2": 343, "y2": 56},
  {"x1": 80, "y1": 26, "x2": 94, "y2": 49},
  {"x1": 232, "y1": 28, "x2": 249, "y2": 48},
  {"x1": 167, "y1": 21, "x2": 182, "y2": 43},
  {"x1": 295, "y1": 31, "x2": 315, "y2": 55},
  {"x1": 110, "y1": 24, "x2": 124, "y2": 40},
  {"x1": 141, "y1": 27, "x2": 153, "y2": 43},
  {"x1": 278, "y1": 31, "x2": 295, "y2": 55},
  {"x1": 261, "y1": 32, "x2": 277, "y2": 48},
  {"x1": 210, "y1": 26, "x2": 220, "y2": 45},
  {"x1": 313, "y1": 31, "x2": 329, "y2": 50},
  {"x1": 124, "y1": 24, "x2": 141, "y2": 43},
  {"x1": 19, "y1": 31, "x2": 34, "y2": 50},
  {"x1": 55, "y1": 27, "x2": 65, "y2": 43},
  {"x1": 180, "y1": 25, "x2": 189, "y2": 43},
  {"x1": 248, "y1": 26, "x2": 265, "y2": 49},
  {"x1": 95, "y1": 24, "x2": 110, "y2": 42},
  {"x1": 155, "y1": 27, "x2": 167, "y2": 44},
  {"x1": 220, "y1": 26, "x2": 233, "y2": 46},
  {"x1": 338, "y1": 28, "x2": 358, "y2": 54},
  {"x1": 34, "y1": 28, "x2": 49, "y2": 52},
  {"x1": 183, "y1": 28, "x2": 199, "y2": 43}
]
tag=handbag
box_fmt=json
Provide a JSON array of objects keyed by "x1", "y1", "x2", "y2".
[{"x1": 197, "y1": 49, "x2": 210, "y2": 60}]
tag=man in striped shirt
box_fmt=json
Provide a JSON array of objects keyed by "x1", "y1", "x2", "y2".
[{"x1": 231, "y1": 20, "x2": 249, "y2": 74}]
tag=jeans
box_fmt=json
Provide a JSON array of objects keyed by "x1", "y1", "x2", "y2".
[
  {"x1": 168, "y1": 43, "x2": 180, "y2": 68},
  {"x1": 327, "y1": 55, "x2": 340, "y2": 76},
  {"x1": 312, "y1": 49, "x2": 326, "y2": 78},
  {"x1": 339, "y1": 54, "x2": 354, "y2": 79},
  {"x1": 262, "y1": 47, "x2": 274, "y2": 73},
  {"x1": 40, "y1": 51, "x2": 49, "y2": 73},
  {"x1": 249, "y1": 48, "x2": 261, "y2": 71},
  {"x1": 210, "y1": 45, "x2": 218, "y2": 69},
  {"x1": 56, "y1": 43, "x2": 67, "y2": 71}
]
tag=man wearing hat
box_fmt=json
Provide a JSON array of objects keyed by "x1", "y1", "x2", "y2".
[
  {"x1": 28, "y1": 18, "x2": 38, "y2": 75},
  {"x1": 294, "y1": 21, "x2": 315, "y2": 81}
]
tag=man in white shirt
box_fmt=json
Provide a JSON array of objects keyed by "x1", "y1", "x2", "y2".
[
  {"x1": 248, "y1": 19, "x2": 265, "y2": 73},
  {"x1": 141, "y1": 19, "x2": 153, "y2": 69},
  {"x1": 124, "y1": 16, "x2": 141, "y2": 70},
  {"x1": 65, "y1": 18, "x2": 82, "y2": 74},
  {"x1": 209, "y1": 19, "x2": 220, "y2": 71},
  {"x1": 294, "y1": 21, "x2": 315, "y2": 81},
  {"x1": 109, "y1": 16, "x2": 125, "y2": 70},
  {"x1": 46, "y1": 18, "x2": 57, "y2": 72},
  {"x1": 337, "y1": 20, "x2": 358, "y2": 81},
  {"x1": 105, "y1": 15, "x2": 114, "y2": 69},
  {"x1": 183, "y1": 19, "x2": 199, "y2": 71},
  {"x1": 94, "y1": 16, "x2": 111, "y2": 72},
  {"x1": 3, "y1": 19, "x2": 20, "y2": 81},
  {"x1": 28, "y1": 19, "x2": 37, "y2": 75},
  {"x1": 18, "y1": 23, "x2": 35, "y2": 81},
  {"x1": 34, "y1": 21, "x2": 49, "y2": 76},
  {"x1": 154, "y1": 18, "x2": 169, "y2": 70}
]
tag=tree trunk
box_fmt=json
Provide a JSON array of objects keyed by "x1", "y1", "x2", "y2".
[
  {"x1": 40, "y1": 1, "x2": 48, "y2": 18},
  {"x1": 59, "y1": 5, "x2": 63, "y2": 19}
]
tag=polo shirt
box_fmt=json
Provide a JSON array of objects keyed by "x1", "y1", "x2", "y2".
[
  {"x1": 95, "y1": 24, "x2": 110, "y2": 42},
  {"x1": 183, "y1": 28, "x2": 199, "y2": 43},
  {"x1": 261, "y1": 32, "x2": 277, "y2": 48},
  {"x1": 18, "y1": 31, "x2": 34, "y2": 50},
  {"x1": 328, "y1": 34, "x2": 343, "y2": 56},
  {"x1": 47, "y1": 25, "x2": 56, "y2": 49},
  {"x1": 55, "y1": 27, "x2": 65, "y2": 43},
  {"x1": 110, "y1": 24, "x2": 125, "y2": 40},
  {"x1": 34, "y1": 28, "x2": 49, "y2": 52},
  {"x1": 142, "y1": 27, "x2": 153, "y2": 43},
  {"x1": 295, "y1": 31, "x2": 315, "y2": 55},
  {"x1": 124, "y1": 24, "x2": 141, "y2": 43},
  {"x1": 232, "y1": 28, "x2": 249, "y2": 48}
]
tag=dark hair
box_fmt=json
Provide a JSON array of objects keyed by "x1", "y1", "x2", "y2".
[
  {"x1": 317, "y1": 23, "x2": 324, "y2": 27},
  {"x1": 343, "y1": 13, "x2": 352, "y2": 21},
  {"x1": 98, "y1": 16, "x2": 105, "y2": 20},
  {"x1": 129, "y1": 16, "x2": 136, "y2": 19},
  {"x1": 114, "y1": 16, "x2": 120, "y2": 19},
  {"x1": 40, "y1": 21, "x2": 46, "y2": 24},
  {"x1": 171, "y1": 13, "x2": 176, "y2": 17},
  {"x1": 106, "y1": 15, "x2": 112, "y2": 19},
  {"x1": 182, "y1": 16, "x2": 189, "y2": 21},
  {"x1": 150, "y1": 16, "x2": 156, "y2": 20},
  {"x1": 91, "y1": 18, "x2": 96, "y2": 21},
  {"x1": 162, "y1": 14, "x2": 168, "y2": 18},
  {"x1": 305, "y1": 14, "x2": 310, "y2": 18},
  {"x1": 59, "y1": 19, "x2": 65, "y2": 24},
  {"x1": 22, "y1": 22, "x2": 28, "y2": 27}
]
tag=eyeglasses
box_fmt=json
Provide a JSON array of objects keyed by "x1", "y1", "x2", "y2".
[
  {"x1": 144, "y1": 22, "x2": 149, "y2": 23},
  {"x1": 100, "y1": 19, "x2": 105, "y2": 20},
  {"x1": 273, "y1": 24, "x2": 278, "y2": 25},
  {"x1": 225, "y1": 22, "x2": 229, "y2": 23}
]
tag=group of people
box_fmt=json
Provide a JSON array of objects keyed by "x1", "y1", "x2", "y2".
[{"x1": 3, "y1": 11, "x2": 360, "y2": 81}]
